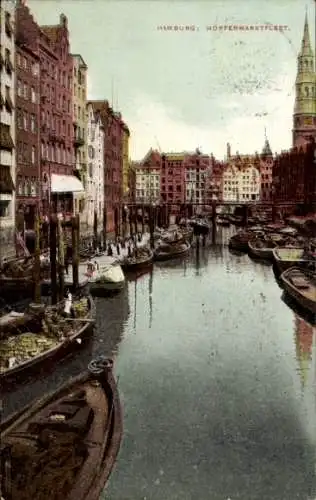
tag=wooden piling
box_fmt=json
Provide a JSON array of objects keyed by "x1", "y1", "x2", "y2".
[
  {"x1": 49, "y1": 215, "x2": 58, "y2": 305},
  {"x1": 93, "y1": 210, "x2": 98, "y2": 251},
  {"x1": 33, "y1": 208, "x2": 41, "y2": 304},
  {"x1": 57, "y1": 217, "x2": 65, "y2": 301},
  {"x1": 129, "y1": 206, "x2": 133, "y2": 237},
  {"x1": 102, "y1": 206, "x2": 107, "y2": 250},
  {"x1": 72, "y1": 214, "x2": 79, "y2": 290},
  {"x1": 149, "y1": 205, "x2": 155, "y2": 249},
  {"x1": 141, "y1": 205, "x2": 145, "y2": 233}
]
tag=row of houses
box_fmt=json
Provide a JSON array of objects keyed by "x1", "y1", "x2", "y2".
[
  {"x1": 0, "y1": 1, "x2": 131, "y2": 257},
  {"x1": 131, "y1": 140, "x2": 274, "y2": 210}
]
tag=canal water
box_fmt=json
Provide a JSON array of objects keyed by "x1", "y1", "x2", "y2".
[{"x1": 3, "y1": 227, "x2": 316, "y2": 500}]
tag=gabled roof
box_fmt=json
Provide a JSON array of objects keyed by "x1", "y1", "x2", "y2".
[
  {"x1": 71, "y1": 53, "x2": 87, "y2": 69},
  {"x1": 40, "y1": 25, "x2": 59, "y2": 44}
]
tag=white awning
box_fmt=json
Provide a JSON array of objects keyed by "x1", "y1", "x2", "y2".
[{"x1": 51, "y1": 174, "x2": 84, "y2": 193}]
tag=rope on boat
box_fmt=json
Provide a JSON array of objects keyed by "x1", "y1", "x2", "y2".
[{"x1": 88, "y1": 355, "x2": 113, "y2": 375}]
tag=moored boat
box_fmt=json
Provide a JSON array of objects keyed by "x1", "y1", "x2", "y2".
[
  {"x1": 280, "y1": 267, "x2": 316, "y2": 314},
  {"x1": 87, "y1": 261, "x2": 125, "y2": 296},
  {"x1": 272, "y1": 247, "x2": 313, "y2": 273},
  {"x1": 228, "y1": 229, "x2": 263, "y2": 253},
  {"x1": 119, "y1": 247, "x2": 153, "y2": 273},
  {"x1": 248, "y1": 237, "x2": 277, "y2": 260},
  {"x1": 0, "y1": 356, "x2": 122, "y2": 500},
  {"x1": 0, "y1": 295, "x2": 96, "y2": 384},
  {"x1": 154, "y1": 241, "x2": 191, "y2": 261}
]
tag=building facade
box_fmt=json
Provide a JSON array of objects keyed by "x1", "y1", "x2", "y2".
[
  {"x1": 272, "y1": 140, "x2": 316, "y2": 209},
  {"x1": 72, "y1": 54, "x2": 87, "y2": 218},
  {"x1": 161, "y1": 152, "x2": 185, "y2": 211},
  {"x1": 86, "y1": 102, "x2": 104, "y2": 229},
  {"x1": 90, "y1": 100, "x2": 125, "y2": 234},
  {"x1": 122, "y1": 123, "x2": 130, "y2": 202},
  {"x1": 0, "y1": 0, "x2": 16, "y2": 258},
  {"x1": 135, "y1": 149, "x2": 161, "y2": 205},
  {"x1": 292, "y1": 13, "x2": 316, "y2": 148},
  {"x1": 184, "y1": 151, "x2": 212, "y2": 208},
  {"x1": 259, "y1": 136, "x2": 273, "y2": 202},
  {"x1": 16, "y1": 4, "x2": 80, "y2": 220},
  {"x1": 15, "y1": 36, "x2": 40, "y2": 230},
  {"x1": 222, "y1": 153, "x2": 260, "y2": 202},
  {"x1": 208, "y1": 157, "x2": 223, "y2": 202}
]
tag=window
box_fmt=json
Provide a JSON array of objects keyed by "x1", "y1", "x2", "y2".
[
  {"x1": 24, "y1": 83, "x2": 28, "y2": 99},
  {"x1": 31, "y1": 146, "x2": 36, "y2": 164},
  {"x1": 31, "y1": 181, "x2": 36, "y2": 197},
  {"x1": 31, "y1": 87, "x2": 36, "y2": 103},
  {"x1": 32, "y1": 63, "x2": 39, "y2": 76},
  {"x1": 5, "y1": 86, "x2": 13, "y2": 113},
  {"x1": 5, "y1": 48, "x2": 13, "y2": 75},
  {"x1": 17, "y1": 110, "x2": 23, "y2": 129},
  {"x1": 30, "y1": 114, "x2": 35, "y2": 133},
  {"x1": 5, "y1": 12, "x2": 13, "y2": 38},
  {"x1": 17, "y1": 80, "x2": 22, "y2": 97},
  {"x1": 23, "y1": 113, "x2": 28, "y2": 130}
]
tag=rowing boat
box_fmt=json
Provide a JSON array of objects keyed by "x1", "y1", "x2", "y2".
[
  {"x1": 0, "y1": 356, "x2": 122, "y2": 500},
  {"x1": 280, "y1": 267, "x2": 316, "y2": 314},
  {"x1": 272, "y1": 247, "x2": 311, "y2": 273}
]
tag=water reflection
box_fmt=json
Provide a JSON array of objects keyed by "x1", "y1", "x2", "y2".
[
  {"x1": 294, "y1": 314, "x2": 314, "y2": 391},
  {"x1": 105, "y1": 239, "x2": 316, "y2": 500}
]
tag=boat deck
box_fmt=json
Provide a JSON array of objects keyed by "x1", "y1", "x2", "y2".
[{"x1": 3, "y1": 379, "x2": 109, "y2": 500}]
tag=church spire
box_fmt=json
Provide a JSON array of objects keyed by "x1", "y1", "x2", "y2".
[
  {"x1": 301, "y1": 12, "x2": 313, "y2": 56},
  {"x1": 261, "y1": 128, "x2": 272, "y2": 158},
  {"x1": 292, "y1": 12, "x2": 316, "y2": 148}
]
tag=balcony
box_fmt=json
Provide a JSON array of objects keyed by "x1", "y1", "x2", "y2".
[
  {"x1": 49, "y1": 130, "x2": 57, "y2": 142},
  {"x1": 73, "y1": 135, "x2": 84, "y2": 147}
]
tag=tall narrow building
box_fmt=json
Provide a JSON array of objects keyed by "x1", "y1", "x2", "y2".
[
  {"x1": 0, "y1": 1, "x2": 16, "y2": 259},
  {"x1": 292, "y1": 13, "x2": 316, "y2": 147}
]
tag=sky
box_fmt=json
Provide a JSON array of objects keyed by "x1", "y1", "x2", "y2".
[{"x1": 28, "y1": 0, "x2": 316, "y2": 161}]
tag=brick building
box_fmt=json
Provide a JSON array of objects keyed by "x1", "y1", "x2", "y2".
[
  {"x1": 272, "y1": 139, "x2": 316, "y2": 209},
  {"x1": 16, "y1": 3, "x2": 81, "y2": 220},
  {"x1": 208, "y1": 157, "x2": 223, "y2": 201},
  {"x1": 184, "y1": 150, "x2": 212, "y2": 208},
  {"x1": 15, "y1": 36, "x2": 40, "y2": 229},
  {"x1": 161, "y1": 152, "x2": 185, "y2": 212}
]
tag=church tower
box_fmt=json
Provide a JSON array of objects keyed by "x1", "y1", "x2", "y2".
[{"x1": 292, "y1": 13, "x2": 316, "y2": 148}]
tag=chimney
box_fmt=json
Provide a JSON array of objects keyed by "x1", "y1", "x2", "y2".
[
  {"x1": 226, "y1": 142, "x2": 231, "y2": 159},
  {"x1": 60, "y1": 13, "x2": 68, "y2": 28}
]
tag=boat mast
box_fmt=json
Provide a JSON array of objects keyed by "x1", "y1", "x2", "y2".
[
  {"x1": 148, "y1": 268, "x2": 153, "y2": 328},
  {"x1": 133, "y1": 277, "x2": 137, "y2": 331}
]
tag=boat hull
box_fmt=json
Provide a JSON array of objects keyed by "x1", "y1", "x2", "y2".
[
  {"x1": 228, "y1": 237, "x2": 248, "y2": 252},
  {"x1": 120, "y1": 253, "x2": 154, "y2": 273},
  {"x1": 280, "y1": 267, "x2": 316, "y2": 314},
  {"x1": 248, "y1": 241, "x2": 275, "y2": 260},
  {"x1": 154, "y1": 243, "x2": 191, "y2": 261},
  {"x1": 272, "y1": 248, "x2": 307, "y2": 273},
  {"x1": 89, "y1": 280, "x2": 125, "y2": 297},
  {"x1": 0, "y1": 361, "x2": 122, "y2": 500},
  {"x1": 0, "y1": 296, "x2": 96, "y2": 386}
]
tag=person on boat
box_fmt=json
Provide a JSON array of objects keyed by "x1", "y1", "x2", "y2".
[
  {"x1": 63, "y1": 290, "x2": 74, "y2": 317},
  {"x1": 116, "y1": 241, "x2": 120, "y2": 255},
  {"x1": 107, "y1": 243, "x2": 113, "y2": 256},
  {"x1": 86, "y1": 259, "x2": 96, "y2": 277}
]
